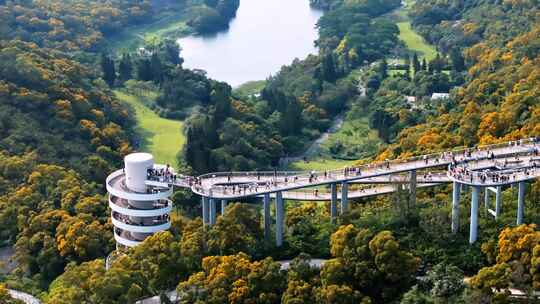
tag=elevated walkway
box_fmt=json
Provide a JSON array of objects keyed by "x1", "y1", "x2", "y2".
[{"x1": 156, "y1": 138, "x2": 538, "y2": 200}]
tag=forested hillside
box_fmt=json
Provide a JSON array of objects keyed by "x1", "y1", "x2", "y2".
[
  {"x1": 379, "y1": 0, "x2": 540, "y2": 157},
  {"x1": 0, "y1": 0, "x2": 144, "y2": 292},
  {"x1": 0, "y1": 0, "x2": 539, "y2": 303}
]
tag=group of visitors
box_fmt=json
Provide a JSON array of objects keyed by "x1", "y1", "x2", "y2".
[
  {"x1": 190, "y1": 137, "x2": 540, "y2": 197},
  {"x1": 147, "y1": 164, "x2": 179, "y2": 183}
]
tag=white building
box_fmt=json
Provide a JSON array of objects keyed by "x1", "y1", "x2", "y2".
[
  {"x1": 431, "y1": 93, "x2": 450, "y2": 100},
  {"x1": 106, "y1": 153, "x2": 173, "y2": 249}
]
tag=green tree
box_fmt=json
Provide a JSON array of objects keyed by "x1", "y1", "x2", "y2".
[
  {"x1": 320, "y1": 225, "x2": 419, "y2": 303},
  {"x1": 118, "y1": 53, "x2": 133, "y2": 83},
  {"x1": 282, "y1": 254, "x2": 320, "y2": 304},
  {"x1": 208, "y1": 203, "x2": 263, "y2": 256},
  {"x1": 412, "y1": 54, "x2": 421, "y2": 75},
  {"x1": 100, "y1": 53, "x2": 116, "y2": 87},
  {"x1": 177, "y1": 253, "x2": 285, "y2": 304}
]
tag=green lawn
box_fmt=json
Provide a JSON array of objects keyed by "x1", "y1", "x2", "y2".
[
  {"x1": 233, "y1": 80, "x2": 267, "y2": 97},
  {"x1": 397, "y1": 21, "x2": 437, "y2": 61},
  {"x1": 321, "y1": 116, "x2": 381, "y2": 159},
  {"x1": 288, "y1": 158, "x2": 358, "y2": 171},
  {"x1": 107, "y1": 4, "x2": 193, "y2": 54},
  {"x1": 114, "y1": 90, "x2": 185, "y2": 168},
  {"x1": 287, "y1": 108, "x2": 383, "y2": 171}
]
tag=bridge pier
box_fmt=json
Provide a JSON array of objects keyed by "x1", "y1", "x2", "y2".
[
  {"x1": 221, "y1": 200, "x2": 227, "y2": 216},
  {"x1": 341, "y1": 182, "x2": 348, "y2": 214},
  {"x1": 470, "y1": 186, "x2": 480, "y2": 244},
  {"x1": 202, "y1": 197, "x2": 209, "y2": 225},
  {"x1": 451, "y1": 181, "x2": 461, "y2": 234},
  {"x1": 275, "y1": 192, "x2": 284, "y2": 247},
  {"x1": 209, "y1": 198, "x2": 217, "y2": 226},
  {"x1": 263, "y1": 193, "x2": 271, "y2": 241},
  {"x1": 484, "y1": 188, "x2": 489, "y2": 211},
  {"x1": 331, "y1": 183, "x2": 338, "y2": 222},
  {"x1": 517, "y1": 181, "x2": 525, "y2": 225},
  {"x1": 495, "y1": 186, "x2": 502, "y2": 219},
  {"x1": 409, "y1": 170, "x2": 417, "y2": 207}
]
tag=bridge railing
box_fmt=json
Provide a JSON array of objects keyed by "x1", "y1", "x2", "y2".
[
  {"x1": 196, "y1": 138, "x2": 538, "y2": 196},
  {"x1": 448, "y1": 157, "x2": 540, "y2": 185}
]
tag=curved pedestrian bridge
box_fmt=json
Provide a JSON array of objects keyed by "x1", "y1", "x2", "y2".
[
  {"x1": 146, "y1": 138, "x2": 539, "y2": 200},
  {"x1": 114, "y1": 138, "x2": 540, "y2": 245}
]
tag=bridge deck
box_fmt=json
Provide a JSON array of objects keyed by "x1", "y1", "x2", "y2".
[{"x1": 147, "y1": 139, "x2": 539, "y2": 200}]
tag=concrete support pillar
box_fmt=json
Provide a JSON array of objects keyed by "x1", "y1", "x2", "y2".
[
  {"x1": 484, "y1": 188, "x2": 489, "y2": 210},
  {"x1": 263, "y1": 193, "x2": 271, "y2": 241},
  {"x1": 341, "y1": 182, "x2": 348, "y2": 214},
  {"x1": 517, "y1": 181, "x2": 525, "y2": 225},
  {"x1": 409, "y1": 170, "x2": 417, "y2": 207},
  {"x1": 209, "y1": 198, "x2": 217, "y2": 226},
  {"x1": 495, "y1": 186, "x2": 502, "y2": 219},
  {"x1": 470, "y1": 186, "x2": 480, "y2": 244},
  {"x1": 275, "y1": 192, "x2": 284, "y2": 247},
  {"x1": 202, "y1": 197, "x2": 209, "y2": 225},
  {"x1": 221, "y1": 200, "x2": 227, "y2": 216},
  {"x1": 451, "y1": 181, "x2": 461, "y2": 234},
  {"x1": 330, "y1": 183, "x2": 338, "y2": 222}
]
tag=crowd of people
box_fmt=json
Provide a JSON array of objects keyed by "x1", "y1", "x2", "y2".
[
  {"x1": 167, "y1": 137, "x2": 540, "y2": 197},
  {"x1": 147, "y1": 164, "x2": 179, "y2": 183},
  {"x1": 449, "y1": 153, "x2": 540, "y2": 185},
  {"x1": 113, "y1": 211, "x2": 169, "y2": 226}
]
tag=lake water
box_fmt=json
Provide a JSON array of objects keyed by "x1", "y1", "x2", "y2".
[{"x1": 177, "y1": 0, "x2": 322, "y2": 87}]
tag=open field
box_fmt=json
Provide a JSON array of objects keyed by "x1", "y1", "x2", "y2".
[
  {"x1": 107, "y1": 3, "x2": 192, "y2": 54},
  {"x1": 233, "y1": 80, "x2": 267, "y2": 97},
  {"x1": 397, "y1": 21, "x2": 437, "y2": 61},
  {"x1": 114, "y1": 90, "x2": 185, "y2": 168},
  {"x1": 287, "y1": 158, "x2": 358, "y2": 171},
  {"x1": 287, "y1": 111, "x2": 382, "y2": 171}
]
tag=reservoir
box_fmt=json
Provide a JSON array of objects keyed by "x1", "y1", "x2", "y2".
[{"x1": 177, "y1": 0, "x2": 323, "y2": 87}]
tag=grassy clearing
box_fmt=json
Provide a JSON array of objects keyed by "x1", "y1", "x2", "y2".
[
  {"x1": 114, "y1": 90, "x2": 185, "y2": 168},
  {"x1": 321, "y1": 115, "x2": 382, "y2": 159},
  {"x1": 107, "y1": 4, "x2": 193, "y2": 54},
  {"x1": 233, "y1": 80, "x2": 267, "y2": 97},
  {"x1": 288, "y1": 158, "x2": 358, "y2": 171},
  {"x1": 397, "y1": 21, "x2": 437, "y2": 61},
  {"x1": 287, "y1": 107, "x2": 383, "y2": 171}
]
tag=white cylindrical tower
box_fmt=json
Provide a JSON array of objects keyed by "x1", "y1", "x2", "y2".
[
  {"x1": 106, "y1": 153, "x2": 173, "y2": 249},
  {"x1": 125, "y1": 153, "x2": 154, "y2": 193}
]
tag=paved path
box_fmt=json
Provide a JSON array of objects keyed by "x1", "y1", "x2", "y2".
[
  {"x1": 7, "y1": 290, "x2": 41, "y2": 304},
  {"x1": 279, "y1": 114, "x2": 345, "y2": 167},
  {"x1": 0, "y1": 246, "x2": 16, "y2": 274}
]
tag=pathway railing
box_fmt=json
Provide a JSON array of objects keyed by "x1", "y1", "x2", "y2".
[{"x1": 173, "y1": 137, "x2": 539, "y2": 198}]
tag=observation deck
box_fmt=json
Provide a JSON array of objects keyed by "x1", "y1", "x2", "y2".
[
  {"x1": 107, "y1": 138, "x2": 540, "y2": 248},
  {"x1": 106, "y1": 153, "x2": 173, "y2": 249}
]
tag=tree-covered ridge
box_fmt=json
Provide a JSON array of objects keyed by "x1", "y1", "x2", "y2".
[
  {"x1": 0, "y1": 2, "x2": 143, "y2": 289},
  {"x1": 0, "y1": 0, "x2": 153, "y2": 51},
  {"x1": 0, "y1": 153, "x2": 113, "y2": 286},
  {"x1": 377, "y1": 2, "x2": 540, "y2": 157},
  {"x1": 0, "y1": 40, "x2": 133, "y2": 179},
  {"x1": 410, "y1": 0, "x2": 538, "y2": 53},
  {"x1": 187, "y1": 0, "x2": 240, "y2": 34}
]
